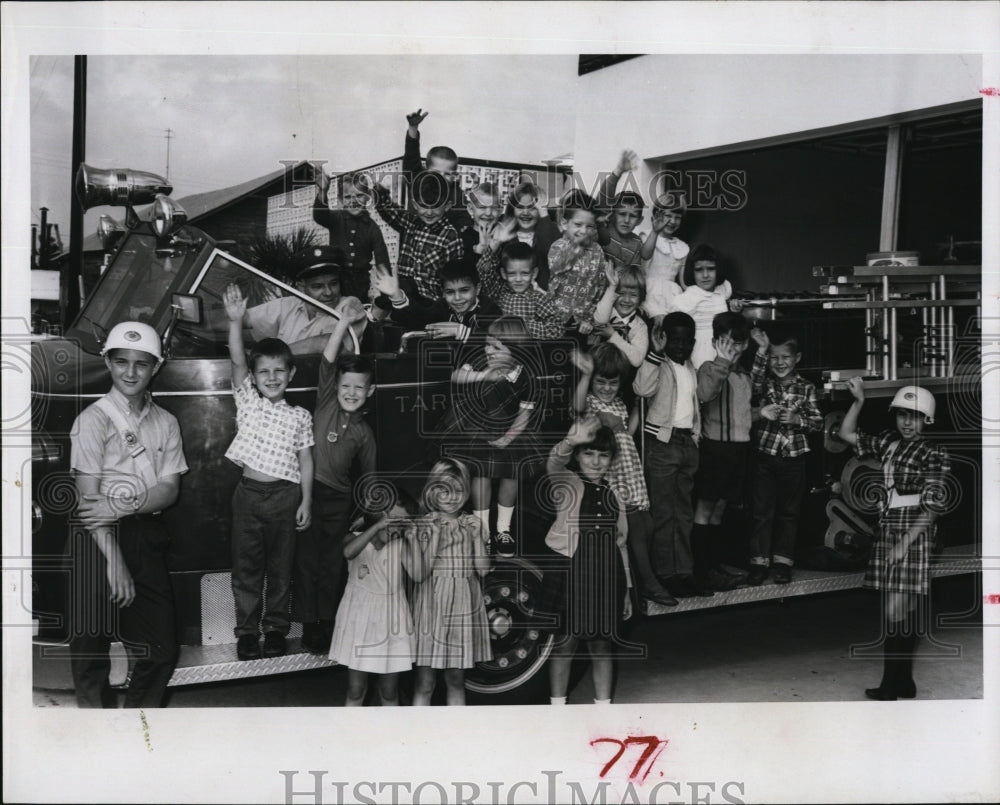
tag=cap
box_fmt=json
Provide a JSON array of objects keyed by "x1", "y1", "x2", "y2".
[
  {"x1": 297, "y1": 246, "x2": 346, "y2": 281},
  {"x1": 889, "y1": 385, "x2": 935, "y2": 424},
  {"x1": 101, "y1": 321, "x2": 163, "y2": 367}
]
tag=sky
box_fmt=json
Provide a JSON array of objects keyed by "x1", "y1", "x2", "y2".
[{"x1": 30, "y1": 54, "x2": 579, "y2": 234}]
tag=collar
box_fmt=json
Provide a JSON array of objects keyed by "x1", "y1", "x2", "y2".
[
  {"x1": 504, "y1": 364, "x2": 523, "y2": 383},
  {"x1": 107, "y1": 386, "x2": 152, "y2": 420},
  {"x1": 610, "y1": 309, "x2": 637, "y2": 326}
]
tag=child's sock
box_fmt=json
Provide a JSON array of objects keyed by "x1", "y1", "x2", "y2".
[
  {"x1": 473, "y1": 509, "x2": 490, "y2": 536},
  {"x1": 550, "y1": 696, "x2": 567, "y2": 705},
  {"x1": 496, "y1": 504, "x2": 514, "y2": 534},
  {"x1": 593, "y1": 698, "x2": 612, "y2": 705}
]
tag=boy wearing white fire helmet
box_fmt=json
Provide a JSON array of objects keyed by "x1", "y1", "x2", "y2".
[
  {"x1": 70, "y1": 322, "x2": 188, "y2": 707},
  {"x1": 839, "y1": 381, "x2": 951, "y2": 701}
]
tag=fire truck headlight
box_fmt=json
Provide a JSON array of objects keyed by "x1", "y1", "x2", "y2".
[
  {"x1": 151, "y1": 194, "x2": 188, "y2": 238},
  {"x1": 97, "y1": 215, "x2": 124, "y2": 251}
]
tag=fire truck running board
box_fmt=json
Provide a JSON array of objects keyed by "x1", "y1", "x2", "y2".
[
  {"x1": 169, "y1": 641, "x2": 336, "y2": 687},
  {"x1": 644, "y1": 545, "x2": 980, "y2": 616}
]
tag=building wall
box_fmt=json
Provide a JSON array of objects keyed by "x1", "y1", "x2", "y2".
[
  {"x1": 195, "y1": 195, "x2": 270, "y2": 249},
  {"x1": 573, "y1": 54, "x2": 983, "y2": 205}
]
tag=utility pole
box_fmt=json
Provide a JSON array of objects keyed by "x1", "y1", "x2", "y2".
[
  {"x1": 64, "y1": 55, "x2": 86, "y2": 329},
  {"x1": 165, "y1": 128, "x2": 173, "y2": 183}
]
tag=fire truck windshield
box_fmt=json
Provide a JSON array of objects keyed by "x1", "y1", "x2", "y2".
[{"x1": 68, "y1": 229, "x2": 205, "y2": 355}]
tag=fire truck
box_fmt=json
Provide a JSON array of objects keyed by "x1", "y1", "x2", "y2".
[{"x1": 30, "y1": 165, "x2": 982, "y2": 700}]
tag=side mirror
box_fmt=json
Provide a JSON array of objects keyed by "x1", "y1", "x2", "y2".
[{"x1": 171, "y1": 293, "x2": 203, "y2": 325}]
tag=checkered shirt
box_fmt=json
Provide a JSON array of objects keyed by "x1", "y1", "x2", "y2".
[
  {"x1": 581, "y1": 393, "x2": 649, "y2": 511},
  {"x1": 476, "y1": 249, "x2": 564, "y2": 339},
  {"x1": 547, "y1": 238, "x2": 609, "y2": 326},
  {"x1": 856, "y1": 429, "x2": 950, "y2": 595},
  {"x1": 752, "y1": 372, "x2": 823, "y2": 458},
  {"x1": 225, "y1": 375, "x2": 314, "y2": 483},
  {"x1": 374, "y1": 189, "x2": 463, "y2": 301}
]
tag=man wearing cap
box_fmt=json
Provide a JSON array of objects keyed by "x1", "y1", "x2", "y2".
[
  {"x1": 244, "y1": 246, "x2": 346, "y2": 354},
  {"x1": 70, "y1": 321, "x2": 188, "y2": 707}
]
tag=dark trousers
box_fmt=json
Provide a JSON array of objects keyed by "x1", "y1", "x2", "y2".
[
  {"x1": 69, "y1": 515, "x2": 178, "y2": 708},
  {"x1": 230, "y1": 477, "x2": 299, "y2": 637},
  {"x1": 750, "y1": 452, "x2": 807, "y2": 564},
  {"x1": 644, "y1": 432, "x2": 699, "y2": 578},
  {"x1": 293, "y1": 481, "x2": 352, "y2": 623}
]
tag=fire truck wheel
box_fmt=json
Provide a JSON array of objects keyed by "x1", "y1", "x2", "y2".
[{"x1": 465, "y1": 556, "x2": 555, "y2": 697}]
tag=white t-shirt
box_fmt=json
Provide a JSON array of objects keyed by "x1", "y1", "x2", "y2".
[{"x1": 670, "y1": 358, "x2": 696, "y2": 429}]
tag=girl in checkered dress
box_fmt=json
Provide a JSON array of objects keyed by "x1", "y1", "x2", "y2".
[
  {"x1": 571, "y1": 342, "x2": 677, "y2": 608},
  {"x1": 839, "y1": 378, "x2": 950, "y2": 701}
]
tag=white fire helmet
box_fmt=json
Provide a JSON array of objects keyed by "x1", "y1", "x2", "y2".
[
  {"x1": 101, "y1": 321, "x2": 164, "y2": 367},
  {"x1": 889, "y1": 385, "x2": 935, "y2": 424}
]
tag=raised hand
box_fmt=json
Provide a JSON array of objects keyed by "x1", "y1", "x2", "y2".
[
  {"x1": 649, "y1": 316, "x2": 667, "y2": 353},
  {"x1": 566, "y1": 413, "x2": 601, "y2": 446},
  {"x1": 845, "y1": 376, "x2": 865, "y2": 402},
  {"x1": 315, "y1": 168, "x2": 331, "y2": 197},
  {"x1": 406, "y1": 108, "x2": 429, "y2": 128},
  {"x1": 224, "y1": 283, "x2": 247, "y2": 321},
  {"x1": 603, "y1": 259, "x2": 619, "y2": 286},
  {"x1": 338, "y1": 296, "x2": 368, "y2": 324},
  {"x1": 616, "y1": 149, "x2": 638, "y2": 175},
  {"x1": 750, "y1": 327, "x2": 770, "y2": 350},
  {"x1": 650, "y1": 208, "x2": 670, "y2": 234},
  {"x1": 373, "y1": 264, "x2": 401, "y2": 300},
  {"x1": 570, "y1": 347, "x2": 595, "y2": 375},
  {"x1": 715, "y1": 333, "x2": 737, "y2": 362}
]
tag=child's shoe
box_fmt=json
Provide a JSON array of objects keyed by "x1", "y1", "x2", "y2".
[
  {"x1": 237, "y1": 633, "x2": 261, "y2": 661},
  {"x1": 263, "y1": 631, "x2": 286, "y2": 658},
  {"x1": 772, "y1": 564, "x2": 792, "y2": 585},
  {"x1": 746, "y1": 565, "x2": 769, "y2": 586},
  {"x1": 494, "y1": 531, "x2": 516, "y2": 559},
  {"x1": 301, "y1": 621, "x2": 326, "y2": 654}
]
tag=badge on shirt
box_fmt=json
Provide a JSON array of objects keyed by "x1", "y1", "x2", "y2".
[{"x1": 123, "y1": 430, "x2": 146, "y2": 458}]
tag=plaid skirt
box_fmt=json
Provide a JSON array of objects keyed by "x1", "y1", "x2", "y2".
[{"x1": 862, "y1": 508, "x2": 932, "y2": 595}]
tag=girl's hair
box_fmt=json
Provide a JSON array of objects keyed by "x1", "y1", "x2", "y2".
[
  {"x1": 572, "y1": 425, "x2": 618, "y2": 463},
  {"x1": 421, "y1": 458, "x2": 471, "y2": 513},
  {"x1": 652, "y1": 189, "x2": 687, "y2": 213},
  {"x1": 505, "y1": 180, "x2": 543, "y2": 218},
  {"x1": 559, "y1": 189, "x2": 596, "y2": 223},
  {"x1": 590, "y1": 341, "x2": 630, "y2": 383},
  {"x1": 616, "y1": 265, "x2": 646, "y2": 302},
  {"x1": 360, "y1": 480, "x2": 419, "y2": 527},
  {"x1": 467, "y1": 181, "x2": 499, "y2": 208},
  {"x1": 486, "y1": 315, "x2": 535, "y2": 370},
  {"x1": 683, "y1": 244, "x2": 724, "y2": 288}
]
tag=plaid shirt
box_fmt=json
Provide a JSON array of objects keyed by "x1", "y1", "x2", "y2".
[
  {"x1": 476, "y1": 249, "x2": 564, "y2": 340},
  {"x1": 598, "y1": 226, "x2": 643, "y2": 270},
  {"x1": 374, "y1": 187, "x2": 463, "y2": 301},
  {"x1": 752, "y1": 371, "x2": 823, "y2": 458},
  {"x1": 547, "y1": 238, "x2": 609, "y2": 326}
]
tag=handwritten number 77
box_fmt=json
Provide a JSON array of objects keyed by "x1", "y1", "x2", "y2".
[{"x1": 591, "y1": 736, "x2": 668, "y2": 782}]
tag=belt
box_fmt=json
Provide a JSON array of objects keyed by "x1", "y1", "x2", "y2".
[
  {"x1": 887, "y1": 490, "x2": 921, "y2": 509},
  {"x1": 671, "y1": 428, "x2": 694, "y2": 436}
]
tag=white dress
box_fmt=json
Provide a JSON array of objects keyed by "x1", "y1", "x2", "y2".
[
  {"x1": 642, "y1": 235, "x2": 689, "y2": 318},
  {"x1": 671, "y1": 280, "x2": 733, "y2": 369},
  {"x1": 328, "y1": 539, "x2": 415, "y2": 674}
]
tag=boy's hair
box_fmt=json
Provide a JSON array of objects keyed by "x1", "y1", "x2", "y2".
[
  {"x1": 411, "y1": 170, "x2": 452, "y2": 209},
  {"x1": 616, "y1": 265, "x2": 646, "y2": 301},
  {"x1": 441, "y1": 260, "x2": 480, "y2": 287},
  {"x1": 613, "y1": 190, "x2": 645, "y2": 210},
  {"x1": 336, "y1": 353, "x2": 374, "y2": 384},
  {"x1": 422, "y1": 458, "x2": 471, "y2": 513},
  {"x1": 426, "y1": 145, "x2": 459, "y2": 165},
  {"x1": 249, "y1": 338, "x2": 294, "y2": 372},
  {"x1": 590, "y1": 341, "x2": 631, "y2": 383},
  {"x1": 653, "y1": 190, "x2": 687, "y2": 213},
  {"x1": 573, "y1": 425, "x2": 618, "y2": 462},
  {"x1": 467, "y1": 181, "x2": 499, "y2": 208},
  {"x1": 712, "y1": 311, "x2": 750, "y2": 341},
  {"x1": 500, "y1": 240, "x2": 537, "y2": 269},
  {"x1": 661, "y1": 311, "x2": 696, "y2": 333},
  {"x1": 770, "y1": 333, "x2": 801, "y2": 353},
  {"x1": 683, "y1": 244, "x2": 724, "y2": 287},
  {"x1": 559, "y1": 189, "x2": 597, "y2": 222}
]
